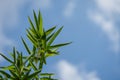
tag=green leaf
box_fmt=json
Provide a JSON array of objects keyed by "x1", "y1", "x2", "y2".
[
  {"x1": 46, "y1": 32, "x2": 55, "y2": 42},
  {"x1": 39, "y1": 60, "x2": 43, "y2": 71},
  {"x1": 41, "y1": 31, "x2": 46, "y2": 49},
  {"x1": 22, "y1": 67, "x2": 30, "y2": 72},
  {"x1": 28, "y1": 70, "x2": 41, "y2": 79},
  {"x1": 29, "y1": 60, "x2": 37, "y2": 71},
  {"x1": 33, "y1": 10, "x2": 39, "y2": 31},
  {"x1": 20, "y1": 52, "x2": 23, "y2": 68},
  {"x1": 21, "y1": 37, "x2": 32, "y2": 54},
  {"x1": 24, "y1": 52, "x2": 35, "y2": 65},
  {"x1": 0, "y1": 75, "x2": 3, "y2": 79},
  {"x1": 50, "y1": 42, "x2": 72, "y2": 49},
  {"x1": 40, "y1": 73, "x2": 54, "y2": 76},
  {"x1": 22, "y1": 69, "x2": 31, "y2": 80},
  {"x1": 13, "y1": 47, "x2": 16, "y2": 64},
  {"x1": 16, "y1": 52, "x2": 21, "y2": 69},
  {"x1": 0, "y1": 65, "x2": 14, "y2": 70},
  {"x1": 32, "y1": 46, "x2": 36, "y2": 54},
  {"x1": 46, "y1": 26, "x2": 56, "y2": 36},
  {"x1": 38, "y1": 10, "x2": 43, "y2": 36},
  {"x1": 0, "y1": 70, "x2": 11, "y2": 78},
  {"x1": 26, "y1": 29, "x2": 37, "y2": 42},
  {"x1": 0, "y1": 53, "x2": 13, "y2": 63},
  {"x1": 28, "y1": 16, "x2": 37, "y2": 34},
  {"x1": 40, "y1": 52, "x2": 46, "y2": 64},
  {"x1": 9, "y1": 70, "x2": 18, "y2": 78},
  {"x1": 27, "y1": 34, "x2": 38, "y2": 47},
  {"x1": 45, "y1": 52, "x2": 59, "y2": 58},
  {"x1": 38, "y1": 10, "x2": 41, "y2": 25},
  {"x1": 45, "y1": 48, "x2": 59, "y2": 58},
  {"x1": 26, "y1": 69, "x2": 31, "y2": 76},
  {"x1": 47, "y1": 26, "x2": 63, "y2": 47},
  {"x1": 40, "y1": 77, "x2": 50, "y2": 80}
]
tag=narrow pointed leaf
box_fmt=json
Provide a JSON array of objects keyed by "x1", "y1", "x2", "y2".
[
  {"x1": 9, "y1": 70, "x2": 18, "y2": 78},
  {"x1": 0, "y1": 53, "x2": 13, "y2": 63},
  {"x1": 24, "y1": 52, "x2": 35, "y2": 65},
  {"x1": 28, "y1": 16, "x2": 37, "y2": 33},
  {"x1": 13, "y1": 47, "x2": 16, "y2": 64},
  {"x1": 47, "y1": 32, "x2": 55, "y2": 42},
  {"x1": 0, "y1": 65, "x2": 14, "y2": 70},
  {"x1": 22, "y1": 69, "x2": 31, "y2": 80},
  {"x1": 28, "y1": 70, "x2": 41, "y2": 79},
  {"x1": 40, "y1": 77, "x2": 50, "y2": 80},
  {"x1": 20, "y1": 52, "x2": 23, "y2": 68},
  {"x1": 40, "y1": 73, "x2": 54, "y2": 76},
  {"x1": 26, "y1": 29, "x2": 37, "y2": 42},
  {"x1": 38, "y1": 10, "x2": 40, "y2": 24},
  {"x1": 33, "y1": 10, "x2": 39, "y2": 30},
  {"x1": 42, "y1": 31, "x2": 46, "y2": 49},
  {"x1": 16, "y1": 52, "x2": 21, "y2": 69},
  {"x1": 50, "y1": 42, "x2": 72, "y2": 49},
  {"x1": 32, "y1": 46, "x2": 36, "y2": 54},
  {"x1": 47, "y1": 26, "x2": 63, "y2": 46},
  {"x1": 21, "y1": 37, "x2": 31, "y2": 54},
  {"x1": 39, "y1": 61, "x2": 43, "y2": 71},
  {"x1": 45, "y1": 52, "x2": 59, "y2": 58},
  {"x1": 46, "y1": 26, "x2": 56, "y2": 36},
  {"x1": 27, "y1": 34, "x2": 38, "y2": 47},
  {"x1": 29, "y1": 60, "x2": 37, "y2": 70},
  {"x1": 0, "y1": 70, "x2": 11, "y2": 78},
  {"x1": 0, "y1": 75, "x2": 3, "y2": 79},
  {"x1": 38, "y1": 11, "x2": 43, "y2": 36}
]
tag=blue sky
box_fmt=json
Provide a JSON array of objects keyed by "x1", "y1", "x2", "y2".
[{"x1": 0, "y1": 0, "x2": 120, "y2": 80}]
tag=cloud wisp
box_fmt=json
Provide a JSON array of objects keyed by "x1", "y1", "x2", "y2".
[
  {"x1": 57, "y1": 60, "x2": 101, "y2": 80},
  {"x1": 63, "y1": 0, "x2": 76, "y2": 18},
  {"x1": 88, "y1": 0, "x2": 120, "y2": 53}
]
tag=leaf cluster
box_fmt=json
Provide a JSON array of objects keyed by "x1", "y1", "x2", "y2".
[{"x1": 0, "y1": 10, "x2": 71, "y2": 80}]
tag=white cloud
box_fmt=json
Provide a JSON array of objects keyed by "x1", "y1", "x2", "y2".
[
  {"x1": 63, "y1": 0, "x2": 76, "y2": 17},
  {"x1": 88, "y1": 0, "x2": 120, "y2": 53},
  {"x1": 57, "y1": 60, "x2": 101, "y2": 80},
  {"x1": 95, "y1": 0, "x2": 120, "y2": 15},
  {"x1": 89, "y1": 12, "x2": 120, "y2": 52}
]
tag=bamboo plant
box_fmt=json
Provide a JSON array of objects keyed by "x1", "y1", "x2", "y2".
[{"x1": 0, "y1": 10, "x2": 71, "y2": 80}]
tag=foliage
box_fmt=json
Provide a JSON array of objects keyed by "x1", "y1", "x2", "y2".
[{"x1": 0, "y1": 10, "x2": 71, "y2": 80}]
